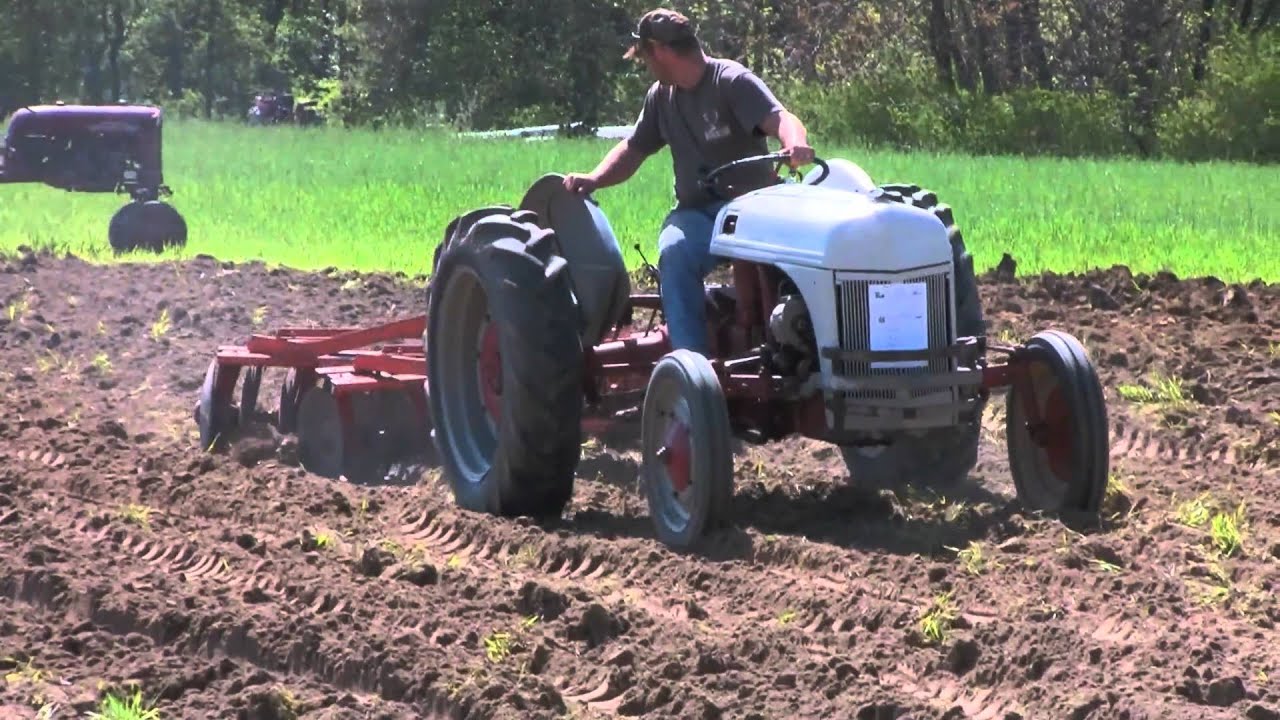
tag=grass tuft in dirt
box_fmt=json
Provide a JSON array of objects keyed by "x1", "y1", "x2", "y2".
[
  {"x1": 916, "y1": 592, "x2": 959, "y2": 646},
  {"x1": 88, "y1": 689, "x2": 161, "y2": 720}
]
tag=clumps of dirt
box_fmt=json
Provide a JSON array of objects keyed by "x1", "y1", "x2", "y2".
[
  {"x1": 567, "y1": 602, "x2": 631, "y2": 649},
  {"x1": 982, "y1": 258, "x2": 1280, "y2": 327},
  {"x1": 0, "y1": 249, "x2": 1278, "y2": 719}
]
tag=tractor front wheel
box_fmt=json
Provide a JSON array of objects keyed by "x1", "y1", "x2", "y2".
[
  {"x1": 640, "y1": 349, "x2": 735, "y2": 549},
  {"x1": 426, "y1": 215, "x2": 584, "y2": 519},
  {"x1": 1006, "y1": 330, "x2": 1109, "y2": 513}
]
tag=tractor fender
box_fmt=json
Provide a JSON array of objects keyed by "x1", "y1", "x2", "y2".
[{"x1": 519, "y1": 174, "x2": 632, "y2": 348}]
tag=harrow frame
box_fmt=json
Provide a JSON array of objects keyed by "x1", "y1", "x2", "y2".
[{"x1": 195, "y1": 316, "x2": 430, "y2": 455}]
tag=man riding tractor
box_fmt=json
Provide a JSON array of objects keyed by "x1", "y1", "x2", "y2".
[{"x1": 563, "y1": 7, "x2": 815, "y2": 355}]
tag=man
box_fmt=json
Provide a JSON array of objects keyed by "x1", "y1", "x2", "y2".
[{"x1": 563, "y1": 8, "x2": 814, "y2": 355}]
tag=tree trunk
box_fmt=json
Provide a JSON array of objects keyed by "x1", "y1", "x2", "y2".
[
  {"x1": 967, "y1": 0, "x2": 1000, "y2": 94},
  {"x1": 953, "y1": 0, "x2": 980, "y2": 92},
  {"x1": 1194, "y1": 0, "x2": 1214, "y2": 81},
  {"x1": 108, "y1": 1, "x2": 125, "y2": 101},
  {"x1": 927, "y1": 0, "x2": 958, "y2": 89},
  {"x1": 204, "y1": 0, "x2": 218, "y2": 118},
  {"x1": 1004, "y1": 0, "x2": 1025, "y2": 88},
  {"x1": 1023, "y1": 0, "x2": 1053, "y2": 89}
]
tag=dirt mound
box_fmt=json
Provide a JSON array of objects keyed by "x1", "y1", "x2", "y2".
[{"x1": 1, "y1": 248, "x2": 1278, "y2": 719}]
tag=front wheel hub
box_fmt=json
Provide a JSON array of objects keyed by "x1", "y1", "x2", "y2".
[{"x1": 659, "y1": 419, "x2": 691, "y2": 494}]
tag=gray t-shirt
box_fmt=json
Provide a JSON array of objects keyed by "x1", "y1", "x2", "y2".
[{"x1": 626, "y1": 57, "x2": 784, "y2": 209}]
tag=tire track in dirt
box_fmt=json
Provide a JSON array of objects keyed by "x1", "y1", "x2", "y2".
[
  {"x1": 392, "y1": 502, "x2": 949, "y2": 636},
  {"x1": 880, "y1": 663, "x2": 1027, "y2": 720},
  {"x1": 0, "y1": 563, "x2": 465, "y2": 719},
  {"x1": 387, "y1": 500, "x2": 1036, "y2": 717},
  {"x1": 6, "y1": 253, "x2": 1280, "y2": 719},
  {"x1": 0, "y1": 485, "x2": 578, "y2": 718}
]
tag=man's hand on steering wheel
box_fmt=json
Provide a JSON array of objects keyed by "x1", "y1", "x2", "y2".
[{"x1": 781, "y1": 143, "x2": 815, "y2": 169}]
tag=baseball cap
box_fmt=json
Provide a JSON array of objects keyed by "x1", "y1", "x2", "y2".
[{"x1": 623, "y1": 9, "x2": 697, "y2": 59}]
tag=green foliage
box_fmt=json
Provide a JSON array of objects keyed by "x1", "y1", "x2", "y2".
[
  {"x1": 0, "y1": 0, "x2": 1275, "y2": 164},
  {"x1": 0, "y1": 121, "x2": 1274, "y2": 283},
  {"x1": 777, "y1": 41, "x2": 959, "y2": 153},
  {"x1": 1156, "y1": 29, "x2": 1280, "y2": 163},
  {"x1": 955, "y1": 88, "x2": 1132, "y2": 159}
]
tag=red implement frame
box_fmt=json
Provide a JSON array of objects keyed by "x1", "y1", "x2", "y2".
[{"x1": 213, "y1": 315, "x2": 428, "y2": 395}]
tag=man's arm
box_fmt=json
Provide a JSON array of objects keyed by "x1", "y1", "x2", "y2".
[
  {"x1": 727, "y1": 71, "x2": 815, "y2": 167},
  {"x1": 758, "y1": 109, "x2": 814, "y2": 166},
  {"x1": 565, "y1": 84, "x2": 664, "y2": 195},
  {"x1": 591, "y1": 139, "x2": 649, "y2": 189}
]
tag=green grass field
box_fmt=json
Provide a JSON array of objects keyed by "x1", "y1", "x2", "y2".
[{"x1": 1, "y1": 120, "x2": 1277, "y2": 282}]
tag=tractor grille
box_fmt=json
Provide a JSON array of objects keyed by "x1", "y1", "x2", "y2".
[{"x1": 833, "y1": 270, "x2": 952, "y2": 400}]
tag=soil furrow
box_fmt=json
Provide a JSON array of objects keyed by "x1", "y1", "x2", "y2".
[{"x1": 3, "y1": 251, "x2": 1279, "y2": 718}]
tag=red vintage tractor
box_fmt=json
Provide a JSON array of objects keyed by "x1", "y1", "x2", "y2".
[
  {"x1": 0, "y1": 102, "x2": 187, "y2": 254},
  {"x1": 195, "y1": 152, "x2": 1110, "y2": 549}
]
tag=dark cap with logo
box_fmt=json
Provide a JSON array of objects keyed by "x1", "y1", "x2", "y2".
[{"x1": 623, "y1": 8, "x2": 698, "y2": 58}]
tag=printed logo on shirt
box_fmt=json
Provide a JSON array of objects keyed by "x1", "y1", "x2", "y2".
[{"x1": 702, "y1": 109, "x2": 730, "y2": 142}]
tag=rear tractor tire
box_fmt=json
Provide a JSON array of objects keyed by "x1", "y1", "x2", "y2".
[
  {"x1": 640, "y1": 350, "x2": 735, "y2": 549},
  {"x1": 426, "y1": 213, "x2": 584, "y2": 519},
  {"x1": 1006, "y1": 330, "x2": 1109, "y2": 514}
]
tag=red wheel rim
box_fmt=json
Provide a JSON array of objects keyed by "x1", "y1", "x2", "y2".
[
  {"x1": 661, "y1": 420, "x2": 692, "y2": 494},
  {"x1": 1041, "y1": 386, "x2": 1072, "y2": 480},
  {"x1": 478, "y1": 320, "x2": 502, "y2": 423}
]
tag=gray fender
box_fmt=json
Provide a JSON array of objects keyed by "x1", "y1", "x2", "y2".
[{"x1": 520, "y1": 174, "x2": 632, "y2": 348}]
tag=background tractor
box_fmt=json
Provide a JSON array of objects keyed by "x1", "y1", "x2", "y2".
[
  {"x1": 196, "y1": 151, "x2": 1110, "y2": 550},
  {"x1": 0, "y1": 102, "x2": 187, "y2": 254},
  {"x1": 246, "y1": 91, "x2": 323, "y2": 126}
]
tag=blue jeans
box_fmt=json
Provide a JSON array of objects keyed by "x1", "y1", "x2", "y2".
[{"x1": 657, "y1": 200, "x2": 728, "y2": 355}]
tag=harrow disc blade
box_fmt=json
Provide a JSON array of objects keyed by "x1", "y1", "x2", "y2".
[
  {"x1": 238, "y1": 365, "x2": 263, "y2": 428},
  {"x1": 297, "y1": 383, "x2": 385, "y2": 484},
  {"x1": 195, "y1": 359, "x2": 236, "y2": 451}
]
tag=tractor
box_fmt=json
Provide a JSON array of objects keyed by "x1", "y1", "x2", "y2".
[
  {"x1": 247, "y1": 92, "x2": 323, "y2": 127},
  {"x1": 0, "y1": 102, "x2": 187, "y2": 254},
  {"x1": 195, "y1": 151, "x2": 1110, "y2": 549}
]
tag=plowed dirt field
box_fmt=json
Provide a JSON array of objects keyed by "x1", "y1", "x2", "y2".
[{"x1": 2, "y1": 247, "x2": 1278, "y2": 719}]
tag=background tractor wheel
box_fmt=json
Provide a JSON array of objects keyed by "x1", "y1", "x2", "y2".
[
  {"x1": 640, "y1": 349, "x2": 735, "y2": 549},
  {"x1": 1006, "y1": 330, "x2": 1109, "y2": 513},
  {"x1": 426, "y1": 213, "x2": 583, "y2": 519},
  {"x1": 109, "y1": 200, "x2": 188, "y2": 254}
]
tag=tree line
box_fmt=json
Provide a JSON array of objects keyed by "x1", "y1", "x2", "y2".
[{"x1": 0, "y1": 0, "x2": 1275, "y2": 162}]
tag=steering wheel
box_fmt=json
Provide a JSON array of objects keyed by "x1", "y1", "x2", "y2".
[{"x1": 700, "y1": 151, "x2": 829, "y2": 202}]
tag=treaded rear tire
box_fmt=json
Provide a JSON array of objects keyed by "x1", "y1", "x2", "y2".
[
  {"x1": 872, "y1": 185, "x2": 984, "y2": 338},
  {"x1": 426, "y1": 214, "x2": 583, "y2": 519}
]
